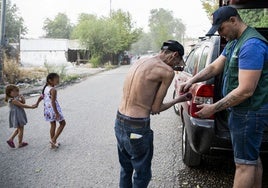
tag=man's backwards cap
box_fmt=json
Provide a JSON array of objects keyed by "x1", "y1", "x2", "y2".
[{"x1": 161, "y1": 40, "x2": 184, "y2": 57}]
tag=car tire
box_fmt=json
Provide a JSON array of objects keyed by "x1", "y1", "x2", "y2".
[
  {"x1": 173, "y1": 90, "x2": 180, "y2": 115},
  {"x1": 182, "y1": 124, "x2": 201, "y2": 167}
]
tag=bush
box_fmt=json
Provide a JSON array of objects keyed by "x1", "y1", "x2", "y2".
[
  {"x1": 62, "y1": 75, "x2": 80, "y2": 82},
  {"x1": 3, "y1": 57, "x2": 20, "y2": 84},
  {"x1": 90, "y1": 55, "x2": 101, "y2": 68},
  {"x1": 44, "y1": 62, "x2": 67, "y2": 80},
  {"x1": 43, "y1": 62, "x2": 81, "y2": 84},
  {"x1": 19, "y1": 67, "x2": 47, "y2": 81},
  {"x1": 0, "y1": 85, "x2": 4, "y2": 94}
]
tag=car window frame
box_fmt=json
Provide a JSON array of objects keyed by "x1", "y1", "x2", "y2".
[
  {"x1": 184, "y1": 46, "x2": 203, "y2": 75},
  {"x1": 197, "y1": 46, "x2": 210, "y2": 73}
]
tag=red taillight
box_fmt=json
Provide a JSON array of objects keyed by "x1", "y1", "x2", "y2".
[{"x1": 190, "y1": 84, "x2": 214, "y2": 119}]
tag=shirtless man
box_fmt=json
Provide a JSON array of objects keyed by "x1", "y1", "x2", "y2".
[{"x1": 115, "y1": 40, "x2": 192, "y2": 188}]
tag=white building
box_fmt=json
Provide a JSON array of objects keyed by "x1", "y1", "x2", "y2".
[{"x1": 20, "y1": 38, "x2": 88, "y2": 67}]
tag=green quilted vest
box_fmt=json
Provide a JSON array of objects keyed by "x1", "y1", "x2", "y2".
[{"x1": 224, "y1": 27, "x2": 268, "y2": 110}]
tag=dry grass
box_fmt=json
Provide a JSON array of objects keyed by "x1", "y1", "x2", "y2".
[
  {"x1": 19, "y1": 67, "x2": 47, "y2": 80},
  {"x1": 3, "y1": 57, "x2": 20, "y2": 84},
  {"x1": 83, "y1": 63, "x2": 93, "y2": 68},
  {"x1": 3, "y1": 55, "x2": 47, "y2": 84}
]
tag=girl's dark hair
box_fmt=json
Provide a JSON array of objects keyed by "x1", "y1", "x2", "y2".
[
  {"x1": 42, "y1": 73, "x2": 60, "y2": 94},
  {"x1": 5, "y1": 84, "x2": 19, "y2": 102}
]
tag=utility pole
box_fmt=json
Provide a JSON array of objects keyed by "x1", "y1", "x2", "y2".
[
  {"x1": 0, "y1": 0, "x2": 6, "y2": 85},
  {"x1": 110, "y1": 0, "x2": 112, "y2": 17}
]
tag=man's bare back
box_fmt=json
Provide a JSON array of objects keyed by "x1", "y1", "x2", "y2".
[{"x1": 119, "y1": 56, "x2": 179, "y2": 118}]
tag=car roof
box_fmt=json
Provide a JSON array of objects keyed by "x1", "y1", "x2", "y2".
[{"x1": 195, "y1": 36, "x2": 220, "y2": 47}]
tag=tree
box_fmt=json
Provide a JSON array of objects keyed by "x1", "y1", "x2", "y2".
[
  {"x1": 201, "y1": 0, "x2": 268, "y2": 28},
  {"x1": 130, "y1": 32, "x2": 152, "y2": 55},
  {"x1": 43, "y1": 13, "x2": 73, "y2": 39},
  {"x1": 148, "y1": 8, "x2": 185, "y2": 51},
  {"x1": 1, "y1": 0, "x2": 27, "y2": 42},
  {"x1": 239, "y1": 9, "x2": 268, "y2": 27},
  {"x1": 72, "y1": 10, "x2": 141, "y2": 65},
  {"x1": 109, "y1": 10, "x2": 141, "y2": 54},
  {"x1": 130, "y1": 8, "x2": 186, "y2": 55},
  {"x1": 201, "y1": 0, "x2": 218, "y2": 19}
]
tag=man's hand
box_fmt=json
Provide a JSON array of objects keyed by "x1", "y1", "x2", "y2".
[
  {"x1": 195, "y1": 104, "x2": 215, "y2": 119},
  {"x1": 150, "y1": 93, "x2": 192, "y2": 116},
  {"x1": 179, "y1": 81, "x2": 193, "y2": 93},
  {"x1": 176, "y1": 92, "x2": 192, "y2": 103}
]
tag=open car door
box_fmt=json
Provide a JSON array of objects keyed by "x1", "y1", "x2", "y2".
[
  {"x1": 220, "y1": 0, "x2": 268, "y2": 8},
  {"x1": 219, "y1": 0, "x2": 268, "y2": 39}
]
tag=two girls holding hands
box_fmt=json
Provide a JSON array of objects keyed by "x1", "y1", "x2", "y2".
[{"x1": 5, "y1": 73, "x2": 66, "y2": 149}]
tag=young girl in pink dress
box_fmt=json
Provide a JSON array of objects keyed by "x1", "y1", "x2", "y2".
[{"x1": 36, "y1": 73, "x2": 66, "y2": 149}]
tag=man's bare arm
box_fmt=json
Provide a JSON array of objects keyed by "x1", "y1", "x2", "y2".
[
  {"x1": 180, "y1": 55, "x2": 226, "y2": 93},
  {"x1": 151, "y1": 70, "x2": 192, "y2": 114},
  {"x1": 214, "y1": 69, "x2": 261, "y2": 112},
  {"x1": 151, "y1": 70, "x2": 174, "y2": 114},
  {"x1": 196, "y1": 69, "x2": 262, "y2": 118}
]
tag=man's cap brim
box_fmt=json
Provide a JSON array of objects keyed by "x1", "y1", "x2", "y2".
[
  {"x1": 180, "y1": 58, "x2": 186, "y2": 66},
  {"x1": 206, "y1": 24, "x2": 220, "y2": 36}
]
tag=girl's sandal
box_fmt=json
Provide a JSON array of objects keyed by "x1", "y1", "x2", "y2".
[
  {"x1": 49, "y1": 141, "x2": 59, "y2": 149},
  {"x1": 7, "y1": 140, "x2": 15, "y2": 148},
  {"x1": 18, "y1": 142, "x2": 28, "y2": 148}
]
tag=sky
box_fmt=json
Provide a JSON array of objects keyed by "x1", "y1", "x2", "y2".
[{"x1": 11, "y1": 0, "x2": 211, "y2": 39}]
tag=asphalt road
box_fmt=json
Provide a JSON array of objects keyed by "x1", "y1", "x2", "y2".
[{"x1": 0, "y1": 65, "x2": 267, "y2": 188}]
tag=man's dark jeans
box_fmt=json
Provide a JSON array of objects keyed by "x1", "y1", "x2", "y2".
[{"x1": 114, "y1": 112, "x2": 153, "y2": 188}]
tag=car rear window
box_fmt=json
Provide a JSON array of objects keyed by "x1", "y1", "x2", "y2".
[
  {"x1": 184, "y1": 47, "x2": 202, "y2": 75},
  {"x1": 198, "y1": 47, "x2": 210, "y2": 72}
]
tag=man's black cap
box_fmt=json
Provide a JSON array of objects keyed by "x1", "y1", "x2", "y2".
[
  {"x1": 206, "y1": 6, "x2": 238, "y2": 36},
  {"x1": 161, "y1": 40, "x2": 184, "y2": 57}
]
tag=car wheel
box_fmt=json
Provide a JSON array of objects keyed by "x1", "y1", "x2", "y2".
[
  {"x1": 173, "y1": 90, "x2": 180, "y2": 115},
  {"x1": 182, "y1": 124, "x2": 201, "y2": 167}
]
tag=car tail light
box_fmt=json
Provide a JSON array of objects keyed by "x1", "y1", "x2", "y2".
[{"x1": 190, "y1": 84, "x2": 214, "y2": 119}]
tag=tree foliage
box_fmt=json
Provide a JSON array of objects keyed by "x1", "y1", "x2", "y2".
[
  {"x1": 239, "y1": 9, "x2": 268, "y2": 27},
  {"x1": 110, "y1": 10, "x2": 141, "y2": 54},
  {"x1": 200, "y1": 0, "x2": 219, "y2": 19},
  {"x1": 1, "y1": 0, "x2": 27, "y2": 42},
  {"x1": 130, "y1": 33, "x2": 152, "y2": 55},
  {"x1": 131, "y1": 8, "x2": 186, "y2": 55},
  {"x1": 201, "y1": 0, "x2": 268, "y2": 28},
  {"x1": 149, "y1": 8, "x2": 185, "y2": 51},
  {"x1": 43, "y1": 13, "x2": 73, "y2": 39},
  {"x1": 72, "y1": 10, "x2": 141, "y2": 64}
]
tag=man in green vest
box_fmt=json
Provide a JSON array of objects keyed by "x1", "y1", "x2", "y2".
[{"x1": 180, "y1": 6, "x2": 268, "y2": 188}]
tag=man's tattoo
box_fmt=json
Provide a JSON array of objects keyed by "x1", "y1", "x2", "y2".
[
  {"x1": 198, "y1": 70, "x2": 213, "y2": 81},
  {"x1": 215, "y1": 94, "x2": 237, "y2": 112}
]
